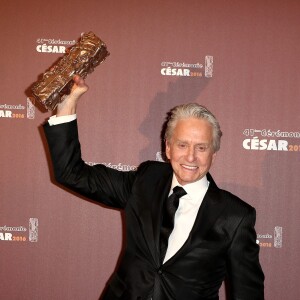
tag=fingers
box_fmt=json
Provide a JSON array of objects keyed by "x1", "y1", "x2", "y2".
[
  {"x1": 71, "y1": 75, "x2": 89, "y2": 96},
  {"x1": 56, "y1": 76, "x2": 89, "y2": 116},
  {"x1": 73, "y1": 74, "x2": 87, "y2": 88}
]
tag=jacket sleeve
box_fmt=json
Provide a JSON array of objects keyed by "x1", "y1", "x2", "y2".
[
  {"x1": 226, "y1": 207, "x2": 265, "y2": 300},
  {"x1": 43, "y1": 119, "x2": 136, "y2": 209}
]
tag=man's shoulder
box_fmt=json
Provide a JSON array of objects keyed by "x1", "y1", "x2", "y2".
[
  {"x1": 207, "y1": 174, "x2": 254, "y2": 212},
  {"x1": 130, "y1": 160, "x2": 172, "y2": 188},
  {"x1": 138, "y1": 160, "x2": 172, "y2": 173},
  {"x1": 218, "y1": 188, "x2": 255, "y2": 215}
]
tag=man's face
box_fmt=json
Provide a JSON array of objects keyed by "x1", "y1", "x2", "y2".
[{"x1": 166, "y1": 117, "x2": 217, "y2": 186}]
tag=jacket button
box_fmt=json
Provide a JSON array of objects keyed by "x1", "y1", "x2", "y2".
[{"x1": 158, "y1": 268, "x2": 163, "y2": 275}]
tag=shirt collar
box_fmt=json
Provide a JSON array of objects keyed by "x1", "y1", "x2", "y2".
[{"x1": 170, "y1": 174, "x2": 209, "y2": 203}]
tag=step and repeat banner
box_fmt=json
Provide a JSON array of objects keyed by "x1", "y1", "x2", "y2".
[{"x1": 1, "y1": 0, "x2": 299, "y2": 299}]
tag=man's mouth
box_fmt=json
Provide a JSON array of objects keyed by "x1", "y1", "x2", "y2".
[{"x1": 181, "y1": 164, "x2": 198, "y2": 170}]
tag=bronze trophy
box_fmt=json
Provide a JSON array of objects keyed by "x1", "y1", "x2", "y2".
[{"x1": 32, "y1": 32, "x2": 109, "y2": 111}]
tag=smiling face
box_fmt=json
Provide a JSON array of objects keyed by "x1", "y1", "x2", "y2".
[{"x1": 165, "y1": 117, "x2": 217, "y2": 186}]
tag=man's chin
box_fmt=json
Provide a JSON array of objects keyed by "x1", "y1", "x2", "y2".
[{"x1": 177, "y1": 176, "x2": 199, "y2": 186}]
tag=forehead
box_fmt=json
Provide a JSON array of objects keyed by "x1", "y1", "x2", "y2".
[{"x1": 172, "y1": 117, "x2": 213, "y2": 141}]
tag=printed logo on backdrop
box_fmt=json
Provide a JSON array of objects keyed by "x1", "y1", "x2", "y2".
[
  {"x1": 256, "y1": 226, "x2": 283, "y2": 249},
  {"x1": 242, "y1": 128, "x2": 300, "y2": 152},
  {"x1": 86, "y1": 151, "x2": 167, "y2": 170},
  {"x1": 85, "y1": 161, "x2": 137, "y2": 171},
  {"x1": 0, "y1": 98, "x2": 35, "y2": 120},
  {"x1": 161, "y1": 56, "x2": 213, "y2": 78},
  {"x1": 156, "y1": 152, "x2": 166, "y2": 162},
  {"x1": 0, "y1": 218, "x2": 38, "y2": 243},
  {"x1": 36, "y1": 37, "x2": 75, "y2": 54}
]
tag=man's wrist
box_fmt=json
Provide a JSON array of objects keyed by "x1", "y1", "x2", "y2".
[{"x1": 48, "y1": 114, "x2": 77, "y2": 126}]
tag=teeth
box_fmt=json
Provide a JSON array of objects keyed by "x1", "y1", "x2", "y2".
[{"x1": 182, "y1": 165, "x2": 197, "y2": 170}]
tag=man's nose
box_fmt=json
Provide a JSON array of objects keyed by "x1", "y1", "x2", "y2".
[{"x1": 186, "y1": 147, "x2": 196, "y2": 162}]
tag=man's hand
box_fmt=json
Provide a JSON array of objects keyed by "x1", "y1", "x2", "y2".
[{"x1": 56, "y1": 75, "x2": 89, "y2": 116}]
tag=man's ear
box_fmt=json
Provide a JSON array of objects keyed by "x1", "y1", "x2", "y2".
[
  {"x1": 165, "y1": 139, "x2": 171, "y2": 160},
  {"x1": 211, "y1": 152, "x2": 217, "y2": 165}
]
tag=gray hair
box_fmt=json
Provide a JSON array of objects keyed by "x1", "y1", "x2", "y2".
[{"x1": 164, "y1": 103, "x2": 222, "y2": 152}]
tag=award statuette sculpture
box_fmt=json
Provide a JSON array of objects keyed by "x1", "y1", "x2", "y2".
[{"x1": 32, "y1": 32, "x2": 109, "y2": 111}]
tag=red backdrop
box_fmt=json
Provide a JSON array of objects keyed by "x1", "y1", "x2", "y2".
[{"x1": 1, "y1": 0, "x2": 299, "y2": 299}]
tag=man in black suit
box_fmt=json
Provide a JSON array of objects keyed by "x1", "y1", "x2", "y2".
[{"x1": 44, "y1": 76, "x2": 264, "y2": 300}]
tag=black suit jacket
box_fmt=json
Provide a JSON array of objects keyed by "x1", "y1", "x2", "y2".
[{"x1": 44, "y1": 120, "x2": 264, "y2": 300}]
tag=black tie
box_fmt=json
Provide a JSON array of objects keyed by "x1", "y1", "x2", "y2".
[{"x1": 159, "y1": 186, "x2": 187, "y2": 263}]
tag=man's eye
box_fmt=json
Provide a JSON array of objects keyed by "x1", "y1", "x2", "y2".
[
  {"x1": 178, "y1": 143, "x2": 187, "y2": 148},
  {"x1": 196, "y1": 145, "x2": 208, "y2": 152}
]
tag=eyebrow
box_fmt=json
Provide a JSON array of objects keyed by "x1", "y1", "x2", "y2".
[{"x1": 175, "y1": 140, "x2": 210, "y2": 146}]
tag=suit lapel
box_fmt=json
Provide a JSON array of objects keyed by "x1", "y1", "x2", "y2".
[
  {"x1": 135, "y1": 164, "x2": 173, "y2": 266},
  {"x1": 151, "y1": 171, "x2": 173, "y2": 263},
  {"x1": 189, "y1": 176, "x2": 226, "y2": 243}
]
